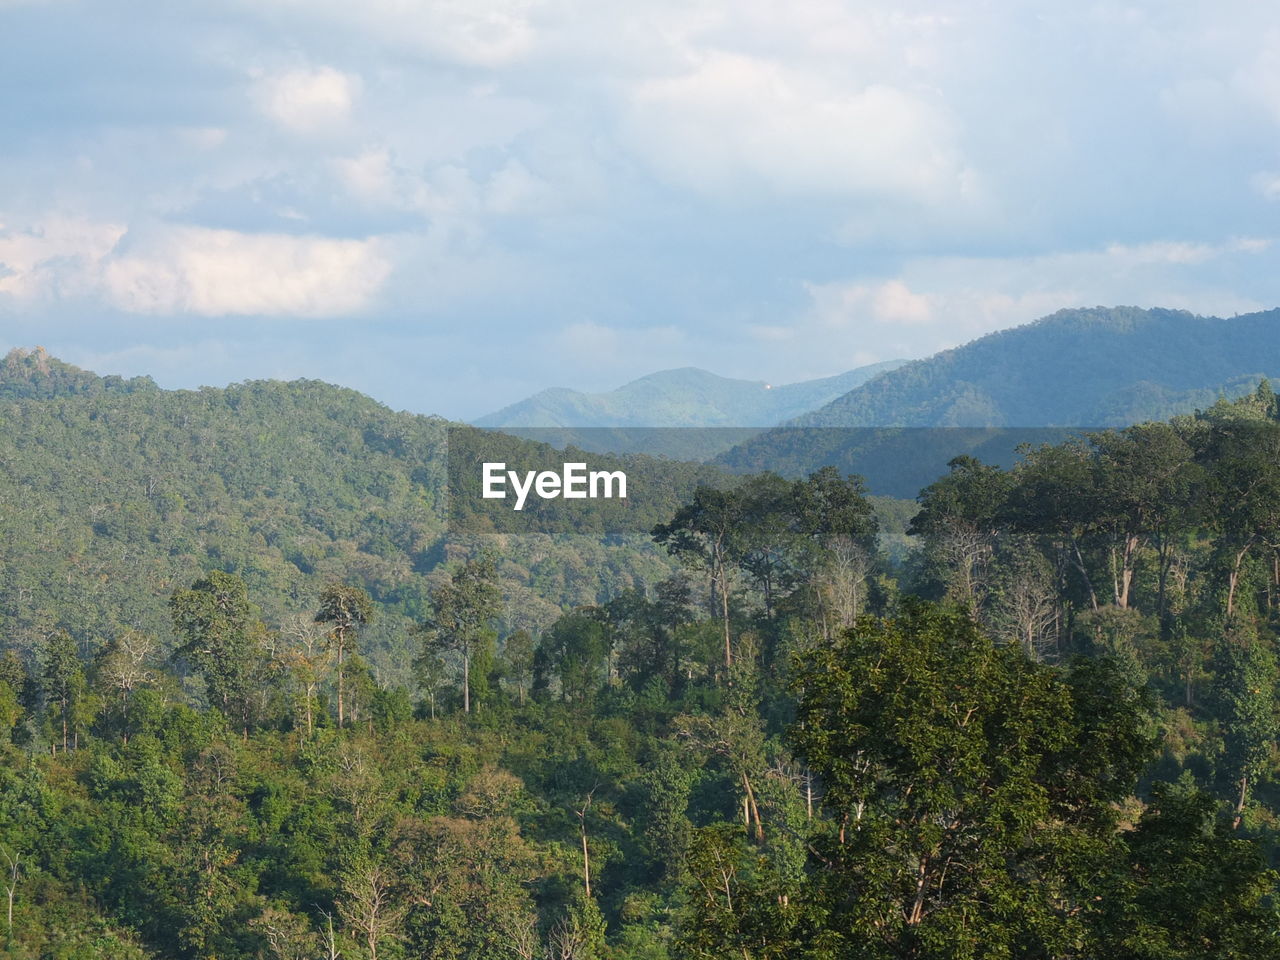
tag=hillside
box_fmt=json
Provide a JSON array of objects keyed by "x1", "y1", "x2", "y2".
[
  {"x1": 474, "y1": 361, "x2": 904, "y2": 428},
  {"x1": 713, "y1": 307, "x2": 1280, "y2": 494},
  {"x1": 792, "y1": 306, "x2": 1280, "y2": 427},
  {"x1": 0, "y1": 357, "x2": 720, "y2": 681}
]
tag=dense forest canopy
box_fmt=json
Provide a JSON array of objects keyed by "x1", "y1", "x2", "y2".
[{"x1": 3, "y1": 350, "x2": 1280, "y2": 957}]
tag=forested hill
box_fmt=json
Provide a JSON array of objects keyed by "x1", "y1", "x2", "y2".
[
  {"x1": 1, "y1": 345, "x2": 157, "y2": 400},
  {"x1": 0, "y1": 352, "x2": 716, "y2": 679},
  {"x1": 474, "y1": 361, "x2": 904, "y2": 427},
  {"x1": 792, "y1": 306, "x2": 1280, "y2": 427}
]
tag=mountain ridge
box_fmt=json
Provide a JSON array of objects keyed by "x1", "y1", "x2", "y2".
[
  {"x1": 788, "y1": 306, "x2": 1280, "y2": 428},
  {"x1": 474, "y1": 361, "x2": 905, "y2": 428}
]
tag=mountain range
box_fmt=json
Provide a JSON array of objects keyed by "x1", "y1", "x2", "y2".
[
  {"x1": 712, "y1": 306, "x2": 1280, "y2": 493},
  {"x1": 790, "y1": 306, "x2": 1280, "y2": 428},
  {"x1": 474, "y1": 361, "x2": 905, "y2": 428}
]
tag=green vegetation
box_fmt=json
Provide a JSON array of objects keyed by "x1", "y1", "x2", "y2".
[{"x1": 3, "y1": 352, "x2": 1280, "y2": 958}]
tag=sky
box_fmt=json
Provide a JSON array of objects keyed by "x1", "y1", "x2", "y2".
[{"x1": 1, "y1": 1, "x2": 1279, "y2": 419}]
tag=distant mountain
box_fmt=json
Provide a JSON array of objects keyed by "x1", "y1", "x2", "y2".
[
  {"x1": 714, "y1": 306, "x2": 1280, "y2": 495},
  {"x1": 474, "y1": 361, "x2": 905, "y2": 428},
  {"x1": 789, "y1": 306, "x2": 1280, "y2": 428}
]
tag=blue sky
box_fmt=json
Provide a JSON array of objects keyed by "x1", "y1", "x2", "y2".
[{"x1": 1, "y1": 0, "x2": 1279, "y2": 418}]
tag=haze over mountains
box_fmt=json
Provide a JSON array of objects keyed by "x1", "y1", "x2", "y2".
[{"x1": 474, "y1": 362, "x2": 905, "y2": 428}]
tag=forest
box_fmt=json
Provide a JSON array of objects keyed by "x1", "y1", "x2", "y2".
[{"x1": 3, "y1": 350, "x2": 1280, "y2": 958}]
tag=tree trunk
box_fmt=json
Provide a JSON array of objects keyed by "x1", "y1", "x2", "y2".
[
  {"x1": 336, "y1": 633, "x2": 346, "y2": 728},
  {"x1": 1227, "y1": 545, "x2": 1251, "y2": 618},
  {"x1": 1234, "y1": 773, "x2": 1249, "y2": 830},
  {"x1": 741, "y1": 772, "x2": 764, "y2": 843},
  {"x1": 1072, "y1": 539, "x2": 1099, "y2": 612},
  {"x1": 907, "y1": 855, "x2": 929, "y2": 925},
  {"x1": 463, "y1": 649, "x2": 471, "y2": 714}
]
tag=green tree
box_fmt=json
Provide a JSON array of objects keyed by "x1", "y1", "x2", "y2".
[
  {"x1": 654, "y1": 485, "x2": 745, "y2": 673},
  {"x1": 540, "y1": 612, "x2": 610, "y2": 703},
  {"x1": 1210, "y1": 627, "x2": 1278, "y2": 829},
  {"x1": 417, "y1": 556, "x2": 501, "y2": 714},
  {"x1": 314, "y1": 583, "x2": 375, "y2": 729},
  {"x1": 1100, "y1": 779, "x2": 1280, "y2": 958},
  {"x1": 40, "y1": 630, "x2": 83, "y2": 753},
  {"x1": 784, "y1": 602, "x2": 1156, "y2": 958},
  {"x1": 170, "y1": 571, "x2": 268, "y2": 736},
  {"x1": 502, "y1": 629, "x2": 536, "y2": 706}
]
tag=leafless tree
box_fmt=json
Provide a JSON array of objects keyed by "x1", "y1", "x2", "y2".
[
  {"x1": 814, "y1": 535, "x2": 871, "y2": 638},
  {"x1": 2, "y1": 846, "x2": 19, "y2": 942},
  {"x1": 337, "y1": 861, "x2": 406, "y2": 960}
]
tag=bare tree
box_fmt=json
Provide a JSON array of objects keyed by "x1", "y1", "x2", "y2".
[
  {"x1": 814, "y1": 535, "x2": 870, "y2": 638},
  {"x1": 575, "y1": 788, "x2": 596, "y2": 899},
  {"x1": 495, "y1": 909, "x2": 540, "y2": 960},
  {"x1": 276, "y1": 613, "x2": 330, "y2": 736},
  {"x1": 2, "y1": 846, "x2": 18, "y2": 943},
  {"x1": 250, "y1": 906, "x2": 320, "y2": 960},
  {"x1": 939, "y1": 522, "x2": 994, "y2": 615},
  {"x1": 998, "y1": 569, "x2": 1058, "y2": 661},
  {"x1": 96, "y1": 629, "x2": 157, "y2": 706},
  {"x1": 337, "y1": 860, "x2": 406, "y2": 960},
  {"x1": 547, "y1": 912, "x2": 594, "y2": 960},
  {"x1": 316, "y1": 907, "x2": 341, "y2": 960}
]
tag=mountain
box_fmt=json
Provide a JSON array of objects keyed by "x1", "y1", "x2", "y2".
[
  {"x1": 790, "y1": 306, "x2": 1280, "y2": 428},
  {"x1": 714, "y1": 306, "x2": 1280, "y2": 495},
  {"x1": 474, "y1": 361, "x2": 905, "y2": 428}
]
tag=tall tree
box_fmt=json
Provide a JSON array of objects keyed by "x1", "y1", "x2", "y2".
[
  {"x1": 417, "y1": 556, "x2": 501, "y2": 714},
  {"x1": 39, "y1": 630, "x2": 83, "y2": 753},
  {"x1": 315, "y1": 583, "x2": 375, "y2": 729},
  {"x1": 910, "y1": 456, "x2": 1011, "y2": 614},
  {"x1": 654, "y1": 486, "x2": 745, "y2": 673},
  {"x1": 170, "y1": 571, "x2": 268, "y2": 736}
]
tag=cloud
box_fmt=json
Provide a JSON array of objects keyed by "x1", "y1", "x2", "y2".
[
  {"x1": 794, "y1": 238, "x2": 1276, "y2": 371},
  {"x1": 0, "y1": 216, "x2": 126, "y2": 299},
  {"x1": 254, "y1": 66, "x2": 358, "y2": 133},
  {"x1": 1, "y1": 216, "x2": 392, "y2": 317},
  {"x1": 102, "y1": 226, "x2": 391, "y2": 317},
  {"x1": 624, "y1": 51, "x2": 965, "y2": 202}
]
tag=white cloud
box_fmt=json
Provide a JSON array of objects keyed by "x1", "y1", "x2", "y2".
[
  {"x1": 1253, "y1": 171, "x2": 1280, "y2": 200},
  {"x1": 102, "y1": 226, "x2": 390, "y2": 317},
  {"x1": 0, "y1": 216, "x2": 391, "y2": 317},
  {"x1": 1102, "y1": 241, "x2": 1217, "y2": 266},
  {"x1": 624, "y1": 51, "x2": 965, "y2": 202},
  {"x1": 796, "y1": 237, "x2": 1275, "y2": 370},
  {"x1": 254, "y1": 66, "x2": 358, "y2": 133},
  {"x1": 0, "y1": 216, "x2": 126, "y2": 299},
  {"x1": 333, "y1": 148, "x2": 398, "y2": 203},
  {"x1": 1234, "y1": 30, "x2": 1280, "y2": 124}
]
